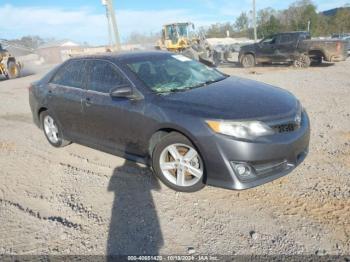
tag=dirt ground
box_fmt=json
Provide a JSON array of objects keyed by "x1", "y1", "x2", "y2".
[{"x1": 0, "y1": 59, "x2": 349, "y2": 256}]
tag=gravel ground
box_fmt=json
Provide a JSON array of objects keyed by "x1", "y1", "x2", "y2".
[{"x1": 0, "y1": 59, "x2": 349, "y2": 256}]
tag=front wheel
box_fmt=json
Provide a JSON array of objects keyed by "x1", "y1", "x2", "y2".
[
  {"x1": 40, "y1": 111, "x2": 70, "y2": 148},
  {"x1": 152, "y1": 133, "x2": 205, "y2": 192},
  {"x1": 241, "y1": 54, "x2": 255, "y2": 68}
]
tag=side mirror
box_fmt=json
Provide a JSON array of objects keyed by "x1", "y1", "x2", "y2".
[{"x1": 110, "y1": 84, "x2": 133, "y2": 98}]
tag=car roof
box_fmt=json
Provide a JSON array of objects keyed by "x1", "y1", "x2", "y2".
[
  {"x1": 277, "y1": 31, "x2": 309, "y2": 35},
  {"x1": 70, "y1": 50, "x2": 172, "y2": 63}
]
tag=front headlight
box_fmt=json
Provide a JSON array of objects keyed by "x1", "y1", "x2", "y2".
[{"x1": 206, "y1": 120, "x2": 275, "y2": 139}]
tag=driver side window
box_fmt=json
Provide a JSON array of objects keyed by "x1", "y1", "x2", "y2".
[
  {"x1": 262, "y1": 36, "x2": 277, "y2": 45},
  {"x1": 87, "y1": 60, "x2": 127, "y2": 93}
]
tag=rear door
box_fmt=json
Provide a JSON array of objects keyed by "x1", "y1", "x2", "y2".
[
  {"x1": 82, "y1": 59, "x2": 144, "y2": 155},
  {"x1": 275, "y1": 33, "x2": 296, "y2": 61},
  {"x1": 48, "y1": 59, "x2": 87, "y2": 140}
]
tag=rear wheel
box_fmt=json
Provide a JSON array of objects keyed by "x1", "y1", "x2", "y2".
[
  {"x1": 241, "y1": 54, "x2": 255, "y2": 68},
  {"x1": 40, "y1": 111, "x2": 70, "y2": 148},
  {"x1": 152, "y1": 133, "x2": 205, "y2": 192},
  {"x1": 293, "y1": 54, "x2": 311, "y2": 68},
  {"x1": 7, "y1": 62, "x2": 20, "y2": 79}
]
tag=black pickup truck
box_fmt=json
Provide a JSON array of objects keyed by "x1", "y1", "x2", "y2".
[{"x1": 239, "y1": 31, "x2": 347, "y2": 68}]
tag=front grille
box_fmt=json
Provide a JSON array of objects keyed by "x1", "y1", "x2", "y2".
[{"x1": 273, "y1": 123, "x2": 299, "y2": 133}]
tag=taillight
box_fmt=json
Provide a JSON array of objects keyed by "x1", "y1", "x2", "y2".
[{"x1": 336, "y1": 42, "x2": 341, "y2": 53}]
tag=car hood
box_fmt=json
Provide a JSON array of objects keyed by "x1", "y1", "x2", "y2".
[
  {"x1": 158, "y1": 76, "x2": 298, "y2": 120},
  {"x1": 240, "y1": 43, "x2": 258, "y2": 52}
]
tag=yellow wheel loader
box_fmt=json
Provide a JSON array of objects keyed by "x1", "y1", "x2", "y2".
[
  {"x1": 156, "y1": 22, "x2": 233, "y2": 67},
  {"x1": 0, "y1": 44, "x2": 22, "y2": 80},
  {"x1": 156, "y1": 22, "x2": 197, "y2": 52}
]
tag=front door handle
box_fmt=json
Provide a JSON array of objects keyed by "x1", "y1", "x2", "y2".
[{"x1": 85, "y1": 97, "x2": 92, "y2": 107}]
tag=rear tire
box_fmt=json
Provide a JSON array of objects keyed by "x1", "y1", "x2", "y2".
[
  {"x1": 293, "y1": 54, "x2": 311, "y2": 68},
  {"x1": 241, "y1": 54, "x2": 255, "y2": 68},
  {"x1": 40, "y1": 111, "x2": 70, "y2": 148},
  {"x1": 152, "y1": 132, "x2": 205, "y2": 192}
]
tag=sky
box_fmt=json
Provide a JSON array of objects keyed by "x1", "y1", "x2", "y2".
[{"x1": 0, "y1": 0, "x2": 349, "y2": 45}]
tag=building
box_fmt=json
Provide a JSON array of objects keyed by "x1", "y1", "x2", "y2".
[{"x1": 36, "y1": 40, "x2": 81, "y2": 64}]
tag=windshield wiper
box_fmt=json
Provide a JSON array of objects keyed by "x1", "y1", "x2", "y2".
[
  {"x1": 156, "y1": 87, "x2": 193, "y2": 94},
  {"x1": 156, "y1": 76, "x2": 228, "y2": 95},
  {"x1": 204, "y1": 76, "x2": 228, "y2": 85}
]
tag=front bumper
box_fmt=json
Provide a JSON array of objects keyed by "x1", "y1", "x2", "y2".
[
  {"x1": 201, "y1": 111, "x2": 310, "y2": 190},
  {"x1": 29, "y1": 89, "x2": 41, "y2": 128}
]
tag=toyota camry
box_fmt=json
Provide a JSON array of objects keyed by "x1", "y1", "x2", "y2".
[{"x1": 29, "y1": 51, "x2": 310, "y2": 192}]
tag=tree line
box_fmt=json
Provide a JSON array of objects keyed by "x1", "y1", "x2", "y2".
[{"x1": 205, "y1": 0, "x2": 350, "y2": 39}]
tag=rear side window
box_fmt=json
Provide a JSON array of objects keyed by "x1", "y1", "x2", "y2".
[
  {"x1": 299, "y1": 33, "x2": 311, "y2": 40},
  {"x1": 87, "y1": 60, "x2": 127, "y2": 93},
  {"x1": 279, "y1": 34, "x2": 293, "y2": 44},
  {"x1": 51, "y1": 60, "x2": 86, "y2": 88}
]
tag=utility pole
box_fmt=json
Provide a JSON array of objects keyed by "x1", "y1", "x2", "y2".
[
  {"x1": 253, "y1": 0, "x2": 257, "y2": 42},
  {"x1": 101, "y1": 0, "x2": 121, "y2": 51}
]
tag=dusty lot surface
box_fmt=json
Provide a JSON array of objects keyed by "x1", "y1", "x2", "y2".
[{"x1": 0, "y1": 60, "x2": 349, "y2": 256}]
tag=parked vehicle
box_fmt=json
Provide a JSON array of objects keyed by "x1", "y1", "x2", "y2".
[
  {"x1": 29, "y1": 51, "x2": 310, "y2": 192},
  {"x1": 239, "y1": 31, "x2": 347, "y2": 68}
]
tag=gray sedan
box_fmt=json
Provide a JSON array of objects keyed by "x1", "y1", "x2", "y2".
[{"x1": 29, "y1": 51, "x2": 310, "y2": 192}]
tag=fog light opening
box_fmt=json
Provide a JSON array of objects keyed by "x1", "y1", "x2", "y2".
[{"x1": 233, "y1": 163, "x2": 253, "y2": 178}]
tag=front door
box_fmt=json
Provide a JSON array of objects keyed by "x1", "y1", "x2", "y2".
[
  {"x1": 82, "y1": 59, "x2": 145, "y2": 156},
  {"x1": 256, "y1": 35, "x2": 278, "y2": 62}
]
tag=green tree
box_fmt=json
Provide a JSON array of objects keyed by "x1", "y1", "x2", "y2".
[
  {"x1": 234, "y1": 12, "x2": 249, "y2": 32},
  {"x1": 280, "y1": 0, "x2": 317, "y2": 32},
  {"x1": 257, "y1": 8, "x2": 282, "y2": 37},
  {"x1": 332, "y1": 9, "x2": 350, "y2": 33},
  {"x1": 205, "y1": 23, "x2": 235, "y2": 38},
  {"x1": 203, "y1": 0, "x2": 349, "y2": 40}
]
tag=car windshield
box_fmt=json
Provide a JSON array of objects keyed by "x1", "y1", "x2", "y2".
[{"x1": 127, "y1": 55, "x2": 227, "y2": 94}]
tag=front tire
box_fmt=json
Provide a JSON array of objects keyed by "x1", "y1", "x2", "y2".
[
  {"x1": 40, "y1": 111, "x2": 70, "y2": 148},
  {"x1": 241, "y1": 54, "x2": 255, "y2": 68},
  {"x1": 152, "y1": 133, "x2": 205, "y2": 192}
]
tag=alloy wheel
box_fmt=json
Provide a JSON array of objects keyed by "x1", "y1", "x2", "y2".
[
  {"x1": 159, "y1": 143, "x2": 203, "y2": 187},
  {"x1": 43, "y1": 115, "x2": 59, "y2": 144}
]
